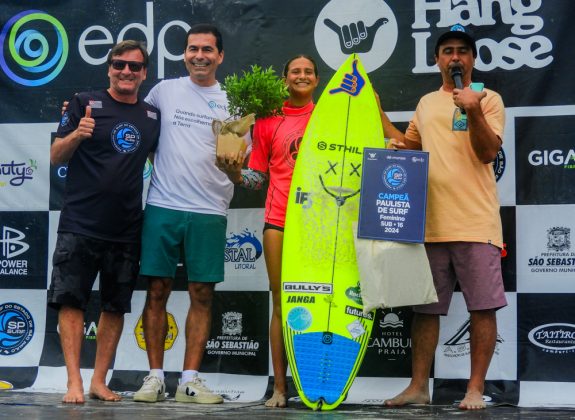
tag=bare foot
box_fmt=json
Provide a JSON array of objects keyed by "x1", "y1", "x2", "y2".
[
  {"x1": 88, "y1": 383, "x2": 121, "y2": 402},
  {"x1": 62, "y1": 384, "x2": 85, "y2": 404},
  {"x1": 384, "y1": 387, "x2": 430, "y2": 407},
  {"x1": 458, "y1": 390, "x2": 486, "y2": 410},
  {"x1": 264, "y1": 390, "x2": 287, "y2": 408}
]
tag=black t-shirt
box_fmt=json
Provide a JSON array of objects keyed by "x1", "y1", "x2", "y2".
[{"x1": 56, "y1": 90, "x2": 160, "y2": 242}]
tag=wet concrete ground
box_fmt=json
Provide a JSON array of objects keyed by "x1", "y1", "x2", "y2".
[{"x1": 1, "y1": 391, "x2": 575, "y2": 419}]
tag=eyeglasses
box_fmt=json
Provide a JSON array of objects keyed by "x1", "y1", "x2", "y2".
[{"x1": 109, "y1": 60, "x2": 145, "y2": 72}]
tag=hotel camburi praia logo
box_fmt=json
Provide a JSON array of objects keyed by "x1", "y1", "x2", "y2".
[{"x1": 0, "y1": 10, "x2": 68, "y2": 86}]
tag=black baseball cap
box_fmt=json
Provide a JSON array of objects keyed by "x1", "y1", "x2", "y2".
[{"x1": 435, "y1": 24, "x2": 477, "y2": 58}]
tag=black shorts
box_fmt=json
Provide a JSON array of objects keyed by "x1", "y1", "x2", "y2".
[
  {"x1": 263, "y1": 223, "x2": 284, "y2": 232},
  {"x1": 48, "y1": 232, "x2": 140, "y2": 313}
]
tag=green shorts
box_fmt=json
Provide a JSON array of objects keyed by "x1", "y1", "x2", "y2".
[{"x1": 140, "y1": 204, "x2": 227, "y2": 282}]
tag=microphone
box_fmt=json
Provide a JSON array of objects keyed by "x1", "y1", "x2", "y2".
[
  {"x1": 450, "y1": 65, "x2": 463, "y2": 89},
  {"x1": 450, "y1": 65, "x2": 465, "y2": 114}
]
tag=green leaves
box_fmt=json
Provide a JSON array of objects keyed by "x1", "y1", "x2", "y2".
[{"x1": 222, "y1": 64, "x2": 288, "y2": 119}]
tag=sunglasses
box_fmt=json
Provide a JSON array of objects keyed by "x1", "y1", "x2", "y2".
[{"x1": 109, "y1": 60, "x2": 145, "y2": 72}]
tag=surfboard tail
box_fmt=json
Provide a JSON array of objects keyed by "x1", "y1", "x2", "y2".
[{"x1": 284, "y1": 319, "x2": 372, "y2": 411}]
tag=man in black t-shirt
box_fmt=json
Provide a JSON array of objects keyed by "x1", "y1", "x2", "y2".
[{"x1": 48, "y1": 40, "x2": 160, "y2": 404}]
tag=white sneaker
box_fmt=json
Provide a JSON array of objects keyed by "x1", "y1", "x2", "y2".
[
  {"x1": 175, "y1": 376, "x2": 223, "y2": 404},
  {"x1": 133, "y1": 375, "x2": 166, "y2": 403}
]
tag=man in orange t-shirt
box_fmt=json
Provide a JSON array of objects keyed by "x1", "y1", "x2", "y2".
[{"x1": 378, "y1": 25, "x2": 506, "y2": 411}]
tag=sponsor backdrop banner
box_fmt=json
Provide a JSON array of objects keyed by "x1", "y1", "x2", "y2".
[{"x1": 1, "y1": 0, "x2": 574, "y2": 406}]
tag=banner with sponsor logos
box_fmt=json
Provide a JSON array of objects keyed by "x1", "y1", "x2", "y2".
[{"x1": 1, "y1": 0, "x2": 574, "y2": 406}]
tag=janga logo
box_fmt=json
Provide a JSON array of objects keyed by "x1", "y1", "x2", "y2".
[
  {"x1": 0, "y1": 10, "x2": 68, "y2": 87},
  {"x1": 225, "y1": 229, "x2": 263, "y2": 270},
  {"x1": 0, "y1": 302, "x2": 34, "y2": 355}
]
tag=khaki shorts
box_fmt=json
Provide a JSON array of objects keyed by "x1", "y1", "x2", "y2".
[{"x1": 413, "y1": 242, "x2": 507, "y2": 315}]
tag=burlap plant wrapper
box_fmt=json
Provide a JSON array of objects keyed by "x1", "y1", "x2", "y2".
[
  {"x1": 352, "y1": 223, "x2": 438, "y2": 314},
  {"x1": 213, "y1": 113, "x2": 255, "y2": 159}
]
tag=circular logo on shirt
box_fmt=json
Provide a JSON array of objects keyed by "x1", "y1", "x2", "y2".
[
  {"x1": 0, "y1": 302, "x2": 35, "y2": 355},
  {"x1": 111, "y1": 122, "x2": 141, "y2": 153},
  {"x1": 382, "y1": 164, "x2": 407, "y2": 190}
]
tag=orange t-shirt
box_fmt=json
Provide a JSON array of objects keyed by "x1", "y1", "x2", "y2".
[{"x1": 405, "y1": 87, "x2": 505, "y2": 247}]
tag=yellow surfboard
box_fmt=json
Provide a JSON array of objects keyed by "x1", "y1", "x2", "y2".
[{"x1": 282, "y1": 54, "x2": 384, "y2": 410}]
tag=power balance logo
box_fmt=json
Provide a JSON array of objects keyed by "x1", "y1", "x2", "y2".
[{"x1": 0, "y1": 226, "x2": 30, "y2": 276}]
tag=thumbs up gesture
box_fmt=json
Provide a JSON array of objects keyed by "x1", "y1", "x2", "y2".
[{"x1": 76, "y1": 105, "x2": 95, "y2": 140}]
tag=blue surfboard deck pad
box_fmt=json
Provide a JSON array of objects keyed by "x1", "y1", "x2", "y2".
[{"x1": 293, "y1": 332, "x2": 360, "y2": 404}]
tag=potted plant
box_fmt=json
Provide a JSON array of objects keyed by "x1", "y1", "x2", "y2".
[{"x1": 213, "y1": 65, "x2": 288, "y2": 159}]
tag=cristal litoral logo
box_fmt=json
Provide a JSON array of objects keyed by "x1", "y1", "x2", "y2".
[
  {"x1": 225, "y1": 229, "x2": 263, "y2": 270},
  {"x1": 0, "y1": 10, "x2": 68, "y2": 86}
]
